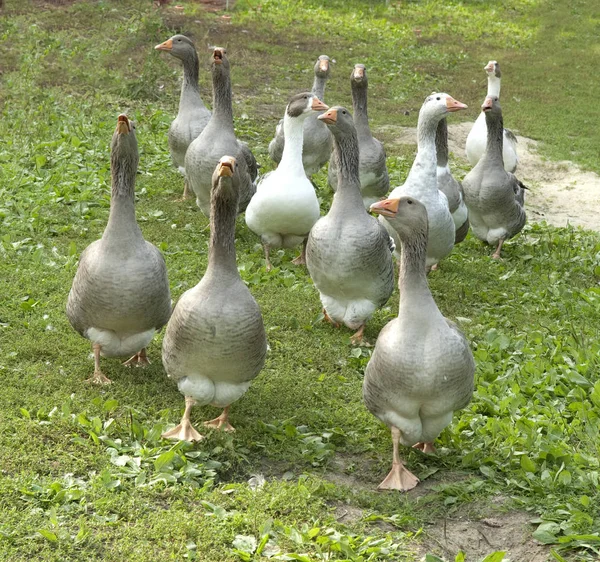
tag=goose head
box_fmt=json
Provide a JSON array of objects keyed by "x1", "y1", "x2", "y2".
[
  {"x1": 211, "y1": 155, "x2": 239, "y2": 206},
  {"x1": 211, "y1": 46, "x2": 229, "y2": 73},
  {"x1": 484, "y1": 60, "x2": 501, "y2": 79},
  {"x1": 155, "y1": 34, "x2": 196, "y2": 62},
  {"x1": 482, "y1": 95, "x2": 501, "y2": 115},
  {"x1": 314, "y1": 55, "x2": 331, "y2": 79},
  {"x1": 286, "y1": 92, "x2": 329, "y2": 120},
  {"x1": 317, "y1": 106, "x2": 354, "y2": 138},
  {"x1": 419, "y1": 92, "x2": 467, "y2": 125},
  {"x1": 351, "y1": 63, "x2": 367, "y2": 88},
  {"x1": 111, "y1": 114, "x2": 138, "y2": 171},
  {"x1": 370, "y1": 196, "x2": 428, "y2": 239}
]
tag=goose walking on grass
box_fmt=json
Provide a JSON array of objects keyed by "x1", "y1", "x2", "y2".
[
  {"x1": 328, "y1": 64, "x2": 389, "y2": 209},
  {"x1": 306, "y1": 107, "x2": 394, "y2": 346},
  {"x1": 366, "y1": 196, "x2": 475, "y2": 491},
  {"x1": 381, "y1": 93, "x2": 467, "y2": 270},
  {"x1": 66, "y1": 115, "x2": 171, "y2": 385},
  {"x1": 269, "y1": 55, "x2": 332, "y2": 176},
  {"x1": 436, "y1": 117, "x2": 469, "y2": 243},
  {"x1": 462, "y1": 96, "x2": 527, "y2": 259},
  {"x1": 155, "y1": 34, "x2": 211, "y2": 200},
  {"x1": 246, "y1": 93, "x2": 328, "y2": 270},
  {"x1": 184, "y1": 48, "x2": 258, "y2": 216},
  {"x1": 465, "y1": 60, "x2": 518, "y2": 172},
  {"x1": 162, "y1": 156, "x2": 267, "y2": 442}
]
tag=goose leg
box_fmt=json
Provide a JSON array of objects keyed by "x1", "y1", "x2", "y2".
[
  {"x1": 123, "y1": 348, "x2": 151, "y2": 367},
  {"x1": 378, "y1": 427, "x2": 419, "y2": 492},
  {"x1": 412, "y1": 442, "x2": 436, "y2": 454},
  {"x1": 492, "y1": 239, "x2": 505, "y2": 260},
  {"x1": 181, "y1": 178, "x2": 194, "y2": 200},
  {"x1": 86, "y1": 343, "x2": 112, "y2": 385},
  {"x1": 291, "y1": 239, "x2": 308, "y2": 266},
  {"x1": 162, "y1": 396, "x2": 203, "y2": 441},
  {"x1": 264, "y1": 244, "x2": 272, "y2": 272},
  {"x1": 204, "y1": 405, "x2": 235, "y2": 432},
  {"x1": 350, "y1": 324, "x2": 367, "y2": 346},
  {"x1": 323, "y1": 308, "x2": 340, "y2": 328}
]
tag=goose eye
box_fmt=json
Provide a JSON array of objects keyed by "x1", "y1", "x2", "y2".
[
  {"x1": 436, "y1": 97, "x2": 440, "y2": 101},
  {"x1": 408, "y1": 199, "x2": 413, "y2": 205},
  {"x1": 342, "y1": 110, "x2": 346, "y2": 114}
]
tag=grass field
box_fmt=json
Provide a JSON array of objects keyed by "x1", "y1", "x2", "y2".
[{"x1": 1, "y1": 0, "x2": 600, "y2": 560}]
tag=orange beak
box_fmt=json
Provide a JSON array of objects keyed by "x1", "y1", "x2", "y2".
[
  {"x1": 311, "y1": 97, "x2": 329, "y2": 112},
  {"x1": 353, "y1": 66, "x2": 365, "y2": 79},
  {"x1": 318, "y1": 108, "x2": 338, "y2": 125},
  {"x1": 445, "y1": 96, "x2": 468, "y2": 112},
  {"x1": 482, "y1": 96, "x2": 494, "y2": 112},
  {"x1": 213, "y1": 48, "x2": 225, "y2": 64},
  {"x1": 218, "y1": 156, "x2": 236, "y2": 177},
  {"x1": 155, "y1": 38, "x2": 173, "y2": 52},
  {"x1": 116, "y1": 114, "x2": 131, "y2": 134},
  {"x1": 319, "y1": 59, "x2": 329, "y2": 72},
  {"x1": 370, "y1": 198, "x2": 400, "y2": 218}
]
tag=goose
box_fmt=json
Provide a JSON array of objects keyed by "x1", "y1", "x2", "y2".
[
  {"x1": 462, "y1": 96, "x2": 527, "y2": 259},
  {"x1": 306, "y1": 106, "x2": 394, "y2": 345},
  {"x1": 155, "y1": 34, "x2": 211, "y2": 200},
  {"x1": 465, "y1": 61, "x2": 518, "y2": 172},
  {"x1": 268, "y1": 55, "x2": 332, "y2": 176},
  {"x1": 162, "y1": 156, "x2": 267, "y2": 441},
  {"x1": 329, "y1": 64, "x2": 389, "y2": 209},
  {"x1": 246, "y1": 92, "x2": 327, "y2": 271},
  {"x1": 184, "y1": 48, "x2": 258, "y2": 216},
  {"x1": 381, "y1": 93, "x2": 467, "y2": 269},
  {"x1": 66, "y1": 115, "x2": 171, "y2": 384},
  {"x1": 436, "y1": 117, "x2": 469, "y2": 243},
  {"x1": 366, "y1": 196, "x2": 475, "y2": 491}
]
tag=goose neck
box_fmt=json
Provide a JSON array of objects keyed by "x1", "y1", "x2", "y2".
[
  {"x1": 352, "y1": 84, "x2": 372, "y2": 140},
  {"x1": 212, "y1": 67, "x2": 234, "y2": 125},
  {"x1": 311, "y1": 75, "x2": 327, "y2": 101},
  {"x1": 182, "y1": 51, "x2": 200, "y2": 92},
  {"x1": 207, "y1": 182, "x2": 238, "y2": 274},
  {"x1": 397, "y1": 230, "x2": 433, "y2": 315},
  {"x1": 483, "y1": 110, "x2": 505, "y2": 165},
  {"x1": 330, "y1": 129, "x2": 364, "y2": 211},
  {"x1": 280, "y1": 113, "x2": 306, "y2": 175},
  {"x1": 487, "y1": 75, "x2": 501, "y2": 97},
  {"x1": 435, "y1": 117, "x2": 449, "y2": 167}
]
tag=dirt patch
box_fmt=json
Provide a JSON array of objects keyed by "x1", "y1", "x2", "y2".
[
  {"x1": 157, "y1": 0, "x2": 235, "y2": 11},
  {"x1": 384, "y1": 122, "x2": 600, "y2": 232},
  {"x1": 418, "y1": 509, "x2": 550, "y2": 561}
]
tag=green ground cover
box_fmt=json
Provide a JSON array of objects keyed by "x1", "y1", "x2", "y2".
[{"x1": 1, "y1": 0, "x2": 599, "y2": 560}]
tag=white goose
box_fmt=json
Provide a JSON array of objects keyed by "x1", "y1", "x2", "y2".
[
  {"x1": 246, "y1": 93, "x2": 327, "y2": 270},
  {"x1": 366, "y1": 196, "x2": 475, "y2": 491},
  {"x1": 465, "y1": 60, "x2": 518, "y2": 172},
  {"x1": 381, "y1": 93, "x2": 467, "y2": 269}
]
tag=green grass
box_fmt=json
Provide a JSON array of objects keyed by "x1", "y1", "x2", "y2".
[{"x1": 1, "y1": 0, "x2": 600, "y2": 560}]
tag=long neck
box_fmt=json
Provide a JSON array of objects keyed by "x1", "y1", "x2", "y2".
[
  {"x1": 483, "y1": 110, "x2": 504, "y2": 166},
  {"x1": 207, "y1": 182, "x2": 238, "y2": 274},
  {"x1": 311, "y1": 74, "x2": 327, "y2": 100},
  {"x1": 397, "y1": 228, "x2": 434, "y2": 316},
  {"x1": 405, "y1": 110, "x2": 439, "y2": 190},
  {"x1": 212, "y1": 67, "x2": 234, "y2": 128},
  {"x1": 280, "y1": 113, "x2": 306, "y2": 176},
  {"x1": 330, "y1": 128, "x2": 365, "y2": 212},
  {"x1": 105, "y1": 155, "x2": 141, "y2": 239},
  {"x1": 179, "y1": 51, "x2": 205, "y2": 111},
  {"x1": 487, "y1": 75, "x2": 501, "y2": 97},
  {"x1": 352, "y1": 83, "x2": 372, "y2": 141},
  {"x1": 435, "y1": 117, "x2": 449, "y2": 167}
]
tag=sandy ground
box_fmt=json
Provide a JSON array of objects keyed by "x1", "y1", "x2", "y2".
[{"x1": 387, "y1": 122, "x2": 600, "y2": 232}]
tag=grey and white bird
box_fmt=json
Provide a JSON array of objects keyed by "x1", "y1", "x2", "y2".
[
  {"x1": 328, "y1": 64, "x2": 389, "y2": 209},
  {"x1": 306, "y1": 106, "x2": 394, "y2": 345},
  {"x1": 66, "y1": 115, "x2": 171, "y2": 384},
  {"x1": 365, "y1": 196, "x2": 475, "y2": 491},
  {"x1": 155, "y1": 34, "x2": 211, "y2": 200},
  {"x1": 462, "y1": 95, "x2": 527, "y2": 259},
  {"x1": 162, "y1": 156, "x2": 267, "y2": 442},
  {"x1": 184, "y1": 48, "x2": 258, "y2": 216}
]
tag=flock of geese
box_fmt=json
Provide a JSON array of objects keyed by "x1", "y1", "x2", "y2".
[{"x1": 65, "y1": 34, "x2": 528, "y2": 491}]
